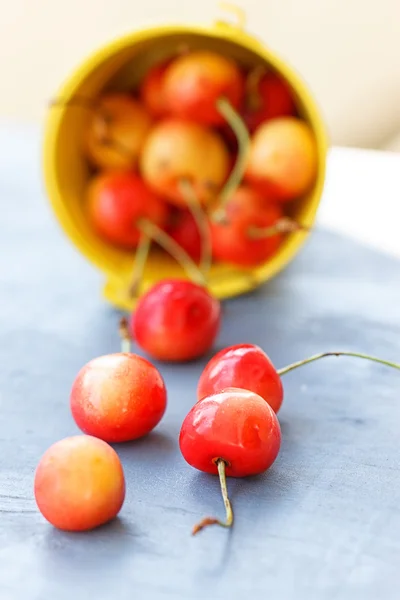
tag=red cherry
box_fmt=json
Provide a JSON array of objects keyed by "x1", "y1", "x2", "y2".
[
  {"x1": 210, "y1": 185, "x2": 283, "y2": 267},
  {"x1": 34, "y1": 435, "x2": 125, "y2": 531},
  {"x1": 179, "y1": 388, "x2": 281, "y2": 533},
  {"x1": 163, "y1": 51, "x2": 245, "y2": 126},
  {"x1": 87, "y1": 171, "x2": 169, "y2": 249},
  {"x1": 140, "y1": 62, "x2": 170, "y2": 119},
  {"x1": 130, "y1": 279, "x2": 221, "y2": 362},
  {"x1": 168, "y1": 209, "x2": 203, "y2": 263},
  {"x1": 244, "y1": 71, "x2": 296, "y2": 132},
  {"x1": 70, "y1": 353, "x2": 167, "y2": 442},
  {"x1": 198, "y1": 343, "x2": 283, "y2": 413}
]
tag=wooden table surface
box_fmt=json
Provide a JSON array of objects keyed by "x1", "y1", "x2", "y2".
[{"x1": 1, "y1": 124, "x2": 400, "y2": 599}]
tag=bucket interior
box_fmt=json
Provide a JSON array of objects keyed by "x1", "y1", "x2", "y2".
[{"x1": 45, "y1": 28, "x2": 326, "y2": 307}]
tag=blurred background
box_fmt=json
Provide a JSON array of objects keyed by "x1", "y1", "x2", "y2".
[{"x1": 1, "y1": 0, "x2": 400, "y2": 151}]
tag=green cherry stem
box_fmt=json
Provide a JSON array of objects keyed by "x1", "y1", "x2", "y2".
[
  {"x1": 119, "y1": 317, "x2": 131, "y2": 354},
  {"x1": 278, "y1": 351, "x2": 400, "y2": 377},
  {"x1": 245, "y1": 65, "x2": 266, "y2": 112},
  {"x1": 192, "y1": 459, "x2": 233, "y2": 535},
  {"x1": 138, "y1": 219, "x2": 206, "y2": 287},
  {"x1": 179, "y1": 179, "x2": 213, "y2": 276},
  {"x1": 248, "y1": 217, "x2": 311, "y2": 239},
  {"x1": 213, "y1": 97, "x2": 250, "y2": 223},
  {"x1": 127, "y1": 233, "x2": 151, "y2": 298}
]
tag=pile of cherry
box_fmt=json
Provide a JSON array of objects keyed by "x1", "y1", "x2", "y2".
[
  {"x1": 34, "y1": 300, "x2": 400, "y2": 535},
  {"x1": 64, "y1": 48, "x2": 318, "y2": 284},
  {"x1": 35, "y1": 48, "x2": 400, "y2": 536}
]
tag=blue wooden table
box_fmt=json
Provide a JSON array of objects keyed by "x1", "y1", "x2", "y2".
[{"x1": 1, "y1": 122, "x2": 399, "y2": 600}]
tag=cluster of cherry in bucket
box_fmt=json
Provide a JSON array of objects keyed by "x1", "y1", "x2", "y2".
[
  {"x1": 34, "y1": 49, "x2": 400, "y2": 536},
  {"x1": 76, "y1": 47, "x2": 318, "y2": 286}
]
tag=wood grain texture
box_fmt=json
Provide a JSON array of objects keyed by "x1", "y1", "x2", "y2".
[{"x1": 0, "y1": 125, "x2": 399, "y2": 599}]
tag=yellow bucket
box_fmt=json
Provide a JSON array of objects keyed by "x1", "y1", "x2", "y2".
[{"x1": 43, "y1": 7, "x2": 328, "y2": 311}]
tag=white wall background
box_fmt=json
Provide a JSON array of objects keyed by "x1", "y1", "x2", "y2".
[{"x1": 1, "y1": 0, "x2": 400, "y2": 149}]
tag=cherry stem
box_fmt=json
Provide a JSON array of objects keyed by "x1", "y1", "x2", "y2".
[
  {"x1": 179, "y1": 179, "x2": 213, "y2": 276},
  {"x1": 127, "y1": 233, "x2": 151, "y2": 298},
  {"x1": 138, "y1": 219, "x2": 207, "y2": 287},
  {"x1": 192, "y1": 459, "x2": 233, "y2": 535},
  {"x1": 212, "y1": 97, "x2": 250, "y2": 223},
  {"x1": 248, "y1": 217, "x2": 311, "y2": 239},
  {"x1": 119, "y1": 317, "x2": 131, "y2": 353},
  {"x1": 245, "y1": 65, "x2": 266, "y2": 112},
  {"x1": 278, "y1": 351, "x2": 400, "y2": 377}
]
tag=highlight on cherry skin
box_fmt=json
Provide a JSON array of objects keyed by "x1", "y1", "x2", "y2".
[
  {"x1": 34, "y1": 435, "x2": 126, "y2": 532},
  {"x1": 70, "y1": 346, "x2": 167, "y2": 443},
  {"x1": 130, "y1": 279, "x2": 221, "y2": 362},
  {"x1": 179, "y1": 387, "x2": 282, "y2": 535}
]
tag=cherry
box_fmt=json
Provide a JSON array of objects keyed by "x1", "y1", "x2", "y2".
[
  {"x1": 245, "y1": 117, "x2": 318, "y2": 202},
  {"x1": 140, "y1": 62, "x2": 170, "y2": 119},
  {"x1": 244, "y1": 68, "x2": 296, "y2": 132},
  {"x1": 70, "y1": 344, "x2": 167, "y2": 443},
  {"x1": 200, "y1": 348, "x2": 400, "y2": 417},
  {"x1": 140, "y1": 118, "x2": 230, "y2": 207},
  {"x1": 198, "y1": 343, "x2": 283, "y2": 413},
  {"x1": 179, "y1": 388, "x2": 281, "y2": 534},
  {"x1": 84, "y1": 93, "x2": 153, "y2": 171},
  {"x1": 34, "y1": 435, "x2": 125, "y2": 531},
  {"x1": 210, "y1": 185, "x2": 284, "y2": 267},
  {"x1": 130, "y1": 279, "x2": 221, "y2": 362},
  {"x1": 163, "y1": 50, "x2": 245, "y2": 126},
  {"x1": 87, "y1": 171, "x2": 169, "y2": 249}
]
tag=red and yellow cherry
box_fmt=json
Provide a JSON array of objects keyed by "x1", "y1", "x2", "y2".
[
  {"x1": 87, "y1": 171, "x2": 168, "y2": 249},
  {"x1": 244, "y1": 70, "x2": 296, "y2": 132},
  {"x1": 210, "y1": 186, "x2": 283, "y2": 267},
  {"x1": 179, "y1": 387, "x2": 281, "y2": 533},
  {"x1": 140, "y1": 119, "x2": 230, "y2": 207},
  {"x1": 34, "y1": 435, "x2": 125, "y2": 531},
  {"x1": 245, "y1": 117, "x2": 318, "y2": 202},
  {"x1": 130, "y1": 279, "x2": 221, "y2": 362},
  {"x1": 70, "y1": 352, "x2": 167, "y2": 443},
  {"x1": 140, "y1": 62, "x2": 170, "y2": 119},
  {"x1": 84, "y1": 93, "x2": 153, "y2": 171},
  {"x1": 168, "y1": 209, "x2": 203, "y2": 263},
  {"x1": 198, "y1": 343, "x2": 283, "y2": 413},
  {"x1": 163, "y1": 51, "x2": 245, "y2": 126}
]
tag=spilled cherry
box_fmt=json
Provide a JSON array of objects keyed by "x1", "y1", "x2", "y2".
[
  {"x1": 70, "y1": 320, "x2": 167, "y2": 442},
  {"x1": 130, "y1": 279, "x2": 221, "y2": 362},
  {"x1": 199, "y1": 345, "x2": 400, "y2": 415},
  {"x1": 198, "y1": 343, "x2": 284, "y2": 413},
  {"x1": 179, "y1": 388, "x2": 281, "y2": 534},
  {"x1": 34, "y1": 435, "x2": 126, "y2": 531}
]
